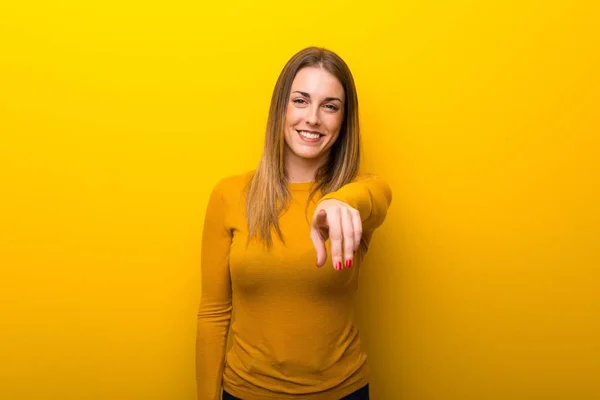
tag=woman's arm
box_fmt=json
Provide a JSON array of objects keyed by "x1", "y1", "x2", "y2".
[
  {"x1": 311, "y1": 174, "x2": 392, "y2": 268},
  {"x1": 196, "y1": 179, "x2": 233, "y2": 400},
  {"x1": 320, "y1": 174, "x2": 392, "y2": 233}
]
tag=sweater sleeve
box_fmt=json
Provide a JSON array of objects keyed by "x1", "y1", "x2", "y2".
[
  {"x1": 196, "y1": 179, "x2": 233, "y2": 400},
  {"x1": 319, "y1": 174, "x2": 392, "y2": 234}
]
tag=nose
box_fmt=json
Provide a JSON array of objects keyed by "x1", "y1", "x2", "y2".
[{"x1": 305, "y1": 104, "x2": 321, "y2": 126}]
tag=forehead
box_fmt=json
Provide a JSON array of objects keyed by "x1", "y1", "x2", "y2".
[{"x1": 290, "y1": 67, "x2": 345, "y2": 100}]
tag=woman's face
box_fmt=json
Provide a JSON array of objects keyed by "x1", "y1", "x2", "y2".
[{"x1": 284, "y1": 66, "x2": 345, "y2": 165}]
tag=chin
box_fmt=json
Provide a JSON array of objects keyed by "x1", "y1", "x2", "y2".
[
  {"x1": 294, "y1": 150, "x2": 323, "y2": 160},
  {"x1": 285, "y1": 134, "x2": 332, "y2": 161}
]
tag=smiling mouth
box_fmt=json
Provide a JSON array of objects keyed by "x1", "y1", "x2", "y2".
[{"x1": 296, "y1": 130, "x2": 324, "y2": 141}]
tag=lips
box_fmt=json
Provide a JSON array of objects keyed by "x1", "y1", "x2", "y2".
[
  {"x1": 297, "y1": 130, "x2": 324, "y2": 137},
  {"x1": 296, "y1": 130, "x2": 323, "y2": 142},
  {"x1": 297, "y1": 130, "x2": 323, "y2": 135}
]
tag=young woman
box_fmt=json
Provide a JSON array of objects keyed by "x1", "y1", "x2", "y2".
[{"x1": 196, "y1": 46, "x2": 392, "y2": 400}]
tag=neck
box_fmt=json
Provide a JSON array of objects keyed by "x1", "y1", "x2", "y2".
[{"x1": 285, "y1": 149, "x2": 329, "y2": 183}]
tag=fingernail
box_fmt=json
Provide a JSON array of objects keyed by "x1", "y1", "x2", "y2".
[
  {"x1": 346, "y1": 259, "x2": 352, "y2": 268},
  {"x1": 336, "y1": 261, "x2": 342, "y2": 270}
]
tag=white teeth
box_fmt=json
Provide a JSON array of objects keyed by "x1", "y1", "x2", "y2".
[{"x1": 299, "y1": 131, "x2": 320, "y2": 139}]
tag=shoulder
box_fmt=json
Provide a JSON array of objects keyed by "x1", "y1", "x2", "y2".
[
  {"x1": 211, "y1": 170, "x2": 255, "y2": 199},
  {"x1": 349, "y1": 172, "x2": 392, "y2": 202},
  {"x1": 352, "y1": 172, "x2": 382, "y2": 182},
  {"x1": 352, "y1": 172, "x2": 390, "y2": 189}
]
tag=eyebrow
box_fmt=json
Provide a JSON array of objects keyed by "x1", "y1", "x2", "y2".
[{"x1": 292, "y1": 91, "x2": 343, "y2": 102}]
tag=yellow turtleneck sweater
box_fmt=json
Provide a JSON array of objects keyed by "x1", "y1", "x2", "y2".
[{"x1": 196, "y1": 172, "x2": 392, "y2": 400}]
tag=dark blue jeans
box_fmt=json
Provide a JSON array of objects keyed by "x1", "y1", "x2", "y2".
[{"x1": 222, "y1": 384, "x2": 369, "y2": 400}]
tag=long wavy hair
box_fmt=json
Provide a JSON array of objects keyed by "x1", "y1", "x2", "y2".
[{"x1": 245, "y1": 46, "x2": 361, "y2": 247}]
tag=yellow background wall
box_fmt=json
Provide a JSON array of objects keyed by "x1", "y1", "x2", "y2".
[{"x1": 1, "y1": 1, "x2": 598, "y2": 399}]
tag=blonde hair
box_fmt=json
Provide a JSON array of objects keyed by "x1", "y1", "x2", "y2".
[{"x1": 245, "y1": 46, "x2": 361, "y2": 247}]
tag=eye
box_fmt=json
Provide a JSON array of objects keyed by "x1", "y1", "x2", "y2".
[
  {"x1": 324, "y1": 104, "x2": 339, "y2": 111},
  {"x1": 292, "y1": 98, "x2": 307, "y2": 105}
]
